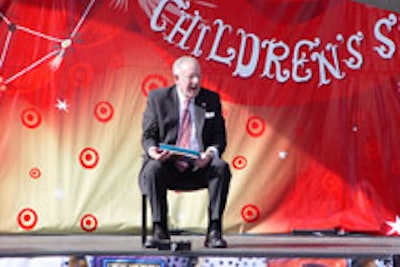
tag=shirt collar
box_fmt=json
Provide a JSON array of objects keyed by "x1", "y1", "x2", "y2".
[{"x1": 176, "y1": 87, "x2": 193, "y2": 105}]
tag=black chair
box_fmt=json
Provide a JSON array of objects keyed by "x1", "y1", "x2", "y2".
[{"x1": 141, "y1": 194, "x2": 148, "y2": 246}]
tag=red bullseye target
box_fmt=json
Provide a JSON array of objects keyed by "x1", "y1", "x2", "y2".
[
  {"x1": 246, "y1": 116, "x2": 265, "y2": 137},
  {"x1": 29, "y1": 167, "x2": 41, "y2": 179},
  {"x1": 80, "y1": 214, "x2": 98, "y2": 232},
  {"x1": 21, "y1": 108, "x2": 42, "y2": 129},
  {"x1": 79, "y1": 147, "x2": 99, "y2": 169},
  {"x1": 321, "y1": 173, "x2": 341, "y2": 193},
  {"x1": 94, "y1": 101, "x2": 114, "y2": 123},
  {"x1": 141, "y1": 74, "x2": 168, "y2": 96},
  {"x1": 232, "y1": 155, "x2": 247, "y2": 170},
  {"x1": 69, "y1": 62, "x2": 94, "y2": 88},
  {"x1": 17, "y1": 208, "x2": 38, "y2": 230},
  {"x1": 241, "y1": 204, "x2": 260, "y2": 223}
]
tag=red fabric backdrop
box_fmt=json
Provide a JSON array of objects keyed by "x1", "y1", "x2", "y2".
[{"x1": 0, "y1": 0, "x2": 399, "y2": 234}]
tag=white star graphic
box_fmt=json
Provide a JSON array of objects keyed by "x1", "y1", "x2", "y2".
[
  {"x1": 386, "y1": 215, "x2": 400, "y2": 235},
  {"x1": 278, "y1": 150, "x2": 288, "y2": 159},
  {"x1": 55, "y1": 98, "x2": 69, "y2": 112}
]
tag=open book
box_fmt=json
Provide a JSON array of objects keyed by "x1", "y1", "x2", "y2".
[{"x1": 159, "y1": 143, "x2": 200, "y2": 159}]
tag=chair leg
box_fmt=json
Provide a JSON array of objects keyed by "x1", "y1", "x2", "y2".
[{"x1": 141, "y1": 194, "x2": 147, "y2": 246}]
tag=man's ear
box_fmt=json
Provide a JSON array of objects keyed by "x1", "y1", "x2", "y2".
[{"x1": 174, "y1": 75, "x2": 179, "y2": 82}]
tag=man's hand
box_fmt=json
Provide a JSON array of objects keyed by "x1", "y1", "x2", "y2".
[
  {"x1": 148, "y1": 146, "x2": 171, "y2": 161},
  {"x1": 195, "y1": 150, "x2": 213, "y2": 169}
]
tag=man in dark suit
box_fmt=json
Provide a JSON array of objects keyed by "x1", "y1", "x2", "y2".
[{"x1": 139, "y1": 55, "x2": 231, "y2": 248}]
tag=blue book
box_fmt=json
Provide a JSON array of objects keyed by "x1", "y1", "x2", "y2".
[{"x1": 159, "y1": 143, "x2": 200, "y2": 159}]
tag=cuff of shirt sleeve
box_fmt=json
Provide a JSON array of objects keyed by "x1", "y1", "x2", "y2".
[
  {"x1": 206, "y1": 146, "x2": 219, "y2": 158},
  {"x1": 148, "y1": 146, "x2": 158, "y2": 156}
]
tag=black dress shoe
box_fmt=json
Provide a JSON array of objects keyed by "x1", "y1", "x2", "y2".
[
  {"x1": 204, "y1": 230, "x2": 227, "y2": 248},
  {"x1": 144, "y1": 227, "x2": 170, "y2": 249}
]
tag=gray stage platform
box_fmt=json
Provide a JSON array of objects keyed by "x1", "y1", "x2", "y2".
[{"x1": 0, "y1": 233, "x2": 400, "y2": 258}]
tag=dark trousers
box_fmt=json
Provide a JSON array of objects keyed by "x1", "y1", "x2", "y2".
[{"x1": 141, "y1": 157, "x2": 231, "y2": 229}]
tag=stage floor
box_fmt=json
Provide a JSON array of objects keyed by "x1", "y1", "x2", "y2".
[{"x1": 0, "y1": 233, "x2": 400, "y2": 258}]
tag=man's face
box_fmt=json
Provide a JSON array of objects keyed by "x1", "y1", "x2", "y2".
[{"x1": 175, "y1": 60, "x2": 201, "y2": 99}]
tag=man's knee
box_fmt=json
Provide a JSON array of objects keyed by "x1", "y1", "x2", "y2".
[
  {"x1": 141, "y1": 160, "x2": 168, "y2": 189},
  {"x1": 140, "y1": 160, "x2": 168, "y2": 194},
  {"x1": 211, "y1": 158, "x2": 231, "y2": 178},
  {"x1": 143, "y1": 160, "x2": 165, "y2": 176}
]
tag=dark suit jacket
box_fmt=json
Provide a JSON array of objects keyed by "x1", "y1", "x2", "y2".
[{"x1": 139, "y1": 85, "x2": 227, "y2": 193}]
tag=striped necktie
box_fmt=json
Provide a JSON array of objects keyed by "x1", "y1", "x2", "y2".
[{"x1": 177, "y1": 98, "x2": 192, "y2": 148}]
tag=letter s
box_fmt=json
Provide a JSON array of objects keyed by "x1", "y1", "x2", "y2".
[{"x1": 373, "y1": 14, "x2": 397, "y2": 59}]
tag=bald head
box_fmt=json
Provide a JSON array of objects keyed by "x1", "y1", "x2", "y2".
[
  {"x1": 173, "y1": 56, "x2": 202, "y2": 99},
  {"x1": 172, "y1": 56, "x2": 201, "y2": 76}
]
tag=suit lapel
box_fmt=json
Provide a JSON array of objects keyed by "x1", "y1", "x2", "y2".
[
  {"x1": 194, "y1": 92, "x2": 206, "y2": 150},
  {"x1": 168, "y1": 86, "x2": 180, "y2": 142}
]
